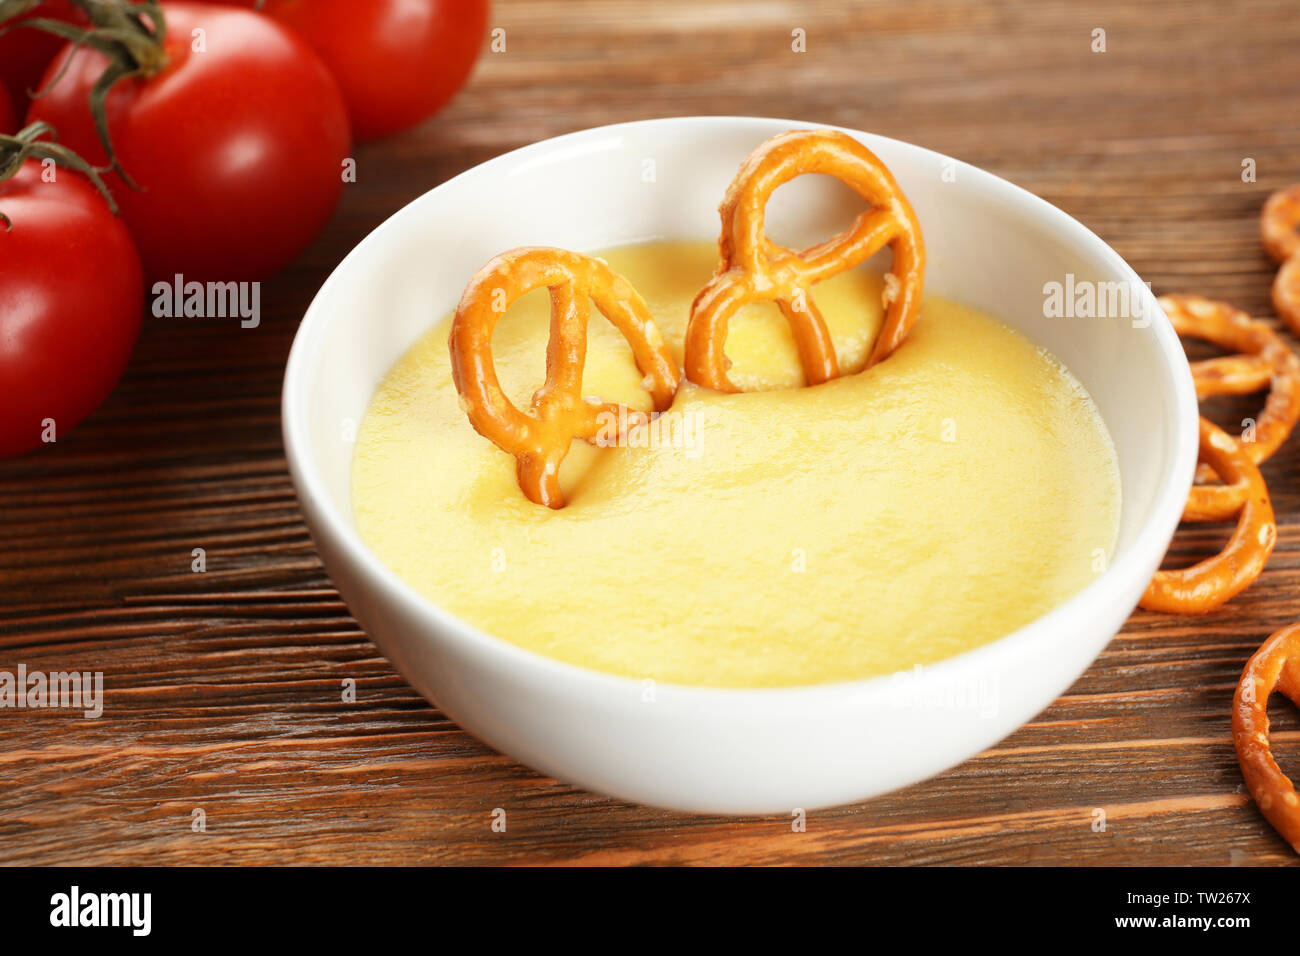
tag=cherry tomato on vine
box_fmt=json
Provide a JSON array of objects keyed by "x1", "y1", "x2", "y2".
[
  {"x1": 0, "y1": 87, "x2": 12, "y2": 134},
  {"x1": 27, "y1": 2, "x2": 351, "y2": 282},
  {"x1": 0, "y1": 0, "x2": 85, "y2": 111},
  {"x1": 224, "y1": 0, "x2": 490, "y2": 141},
  {"x1": 0, "y1": 160, "x2": 143, "y2": 458}
]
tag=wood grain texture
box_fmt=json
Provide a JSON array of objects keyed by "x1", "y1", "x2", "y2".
[{"x1": 3, "y1": 0, "x2": 1300, "y2": 865}]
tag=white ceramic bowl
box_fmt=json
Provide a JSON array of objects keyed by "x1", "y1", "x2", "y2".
[{"x1": 283, "y1": 117, "x2": 1198, "y2": 815}]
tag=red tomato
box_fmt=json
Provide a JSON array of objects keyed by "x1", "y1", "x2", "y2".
[
  {"x1": 27, "y1": 3, "x2": 351, "y2": 282},
  {"x1": 0, "y1": 86, "x2": 12, "y2": 134},
  {"x1": 0, "y1": 161, "x2": 143, "y2": 458},
  {"x1": 226, "y1": 0, "x2": 489, "y2": 141},
  {"x1": 0, "y1": 0, "x2": 84, "y2": 111}
]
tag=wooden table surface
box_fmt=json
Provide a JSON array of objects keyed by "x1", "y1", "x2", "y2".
[{"x1": 3, "y1": 0, "x2": 1299, "y2": 866}]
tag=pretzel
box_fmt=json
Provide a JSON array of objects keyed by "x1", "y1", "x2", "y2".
[
  {"x1": 1233, "y1": 623, "x2": 1300, "y2": 853},
  {"x1": 1159, "y1": 294, "x2": 1300, "y2": 520},
  {"x1": 684, "y1": 129, "x2": 925, "y2": 392},
  {"x1": 1272, "y1": 253, "x2": 1300, "y2": 336},
  {"x1": 1261, "y1": 185, "x2": 1300, "y2": 265},
  {"x1": 1139, "y1": 417, "x2": 1275, "y2": 614},
  {"x1": 448, "y1": 247, "x2": 681, "y2": 508}
]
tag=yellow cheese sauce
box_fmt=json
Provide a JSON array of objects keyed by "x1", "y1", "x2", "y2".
[{"x1": 352, "y1": 240, "x2": 1120, "y2": 688}]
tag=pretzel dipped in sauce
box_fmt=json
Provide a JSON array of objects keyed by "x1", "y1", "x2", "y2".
[
  {"x1": 684, "y1": 129, "x2": 925, "y2": 392},
  {"x1": 449, "y1": 247, "x2": 681, "y2": 509},
  {"x1": 1159, "y1": 294, "x2": 1300, "y2": 520},
  {"x1": 1140, "y1": 417, "x2": 1276, "y2": 615},
  {"x1": 1233, "y1": 623, "x2": 1300, "y2": 854},
  {"x1": 1261, "y1": 185, "x2": 1300, "y2": 266}
]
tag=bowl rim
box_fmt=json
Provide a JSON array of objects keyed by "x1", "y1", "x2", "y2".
[{"x1": 282, "y1": 114, "x2": 1200, "y2": 706}]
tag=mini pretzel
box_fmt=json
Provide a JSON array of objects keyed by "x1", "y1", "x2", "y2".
[
  {"x1": 1139, "y1": 417, "x2": 1275, "y2": 614},
  {"x1": 684, "y1": 129, "x2": 925, "y2": 392},
  {"x1": 1233, "y1": 623, "x2": 1300, "y2": 853},
  {"x1": 449, "y1": 247, "x2": 680, "y2": 508},
  {"x1": 1261, "y1": 185, "x2": 1300, "y2": 265},
  {"x1": 1272, "y1": 254, "x2": 1300, "y2": 336},
  {"x1": 1159, "y1": 294, "x2": 1300, "y2": 520}
]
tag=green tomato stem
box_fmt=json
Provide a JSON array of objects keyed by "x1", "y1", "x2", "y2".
[
  {"x1": 1, "y1": 0, "x2": 171, "y2": 189},
  {"x1": 0, "y1": 121, "x2": 119, "y2": 230}
]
